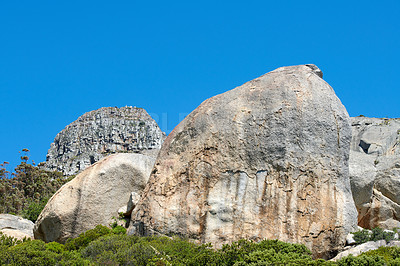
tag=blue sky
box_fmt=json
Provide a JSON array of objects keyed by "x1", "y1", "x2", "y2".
[{"x1": 1, "y1": 1, "x2": 399, "y2": 171}]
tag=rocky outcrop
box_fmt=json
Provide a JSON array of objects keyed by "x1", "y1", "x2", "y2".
[
  {"x1": 34, "y1": 153, "x2": 155, "y2": 243},
  {"x1": 331, "y1": 240, "x2": 387, "y2": 261},
  {"x1": 349, "y1": 117, "x2": 400, "y2": 229},
  {"x1": 0, "y1": 214, "x2": 34, "y2": 239},
  {"x1": 44, "y1": 106, "x2": 165, "y2": 176},
  {"x1": 129, "y1": 64, "x2": 358, "y2": 259}
]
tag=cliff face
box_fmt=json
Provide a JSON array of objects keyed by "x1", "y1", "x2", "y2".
[
  {"x1": 44, "y1": 106, "x2": 165, "y2": 176},
  {"x1": 130, "y1": 65, "x2": 357, "y2": 259},
  {"x1": 349, "y1": 117, "x2": 400, "y2": 229}
]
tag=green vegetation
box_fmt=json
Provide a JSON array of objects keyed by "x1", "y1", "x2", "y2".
[
  {"x1": 352, "y1": 228, "x2": 395, "y2": 244},
  {"x1": 2, "y1": 225, "x2": 400, "y2": 265},
  {"x1": 0, "y1": 149, "x2": 72, "y2": 222}
]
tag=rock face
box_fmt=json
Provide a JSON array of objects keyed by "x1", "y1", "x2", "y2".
[
  {"x1": 0, "y1": 214, "x2": 34, "y2": 239},
  {"x1": 34, "y1": 153, "x2": 155, "y2": 243},
  {"x1": 349, "y1": 117, "x2": 400, "y2": 229},
  {"x1": 45, "y1": 106, "x2": 165, "y2": 176},
  {"x1": 130, "y1": 64, "x2": 358, "y2": 258}
]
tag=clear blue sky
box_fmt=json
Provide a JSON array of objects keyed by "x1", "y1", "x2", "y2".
[{"x1": 1, "y1": 1, "x2": 399, "y2": 172}]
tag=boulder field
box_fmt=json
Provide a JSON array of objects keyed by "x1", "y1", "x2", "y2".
[{"x1": 129, "y1": 64, "x2": 358, "y2": 258}]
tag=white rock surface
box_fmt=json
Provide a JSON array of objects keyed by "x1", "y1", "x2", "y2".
[
  {"x1": 346, "y1": 233, "x2": 356, "y2": 246},
  {"x1": 34, "y1": 153, "x2": 155, "y2": 243},
  {"x1": 331, "y1": 240, "x2": 387, "y2": 261},
  {"x1": 0, "y1": 214, "x2": 34, "y2": 237}
]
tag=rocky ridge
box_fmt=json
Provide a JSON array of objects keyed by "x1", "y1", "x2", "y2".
[{"x1": 44, "y1": 106, "x2": 165, "y2": 176}]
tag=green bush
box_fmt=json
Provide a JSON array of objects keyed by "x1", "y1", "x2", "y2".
[
  {"x1": 82, "y1": 234, "x2": 154, "y2": 265},
  {"x1": 112, "y1": 225, "x2": 127, "y2": 234},
  {"x1": 0, "y1": 239, "x2": 91, "y2": 265},
  {"x1": 4, "y1": 225, "x2": 400, "y2": 265},
  {"x1": 0, "y1": 231, "x2": 27, "y2": 247},
  {"x1": 352, "y1": 228, "x2": 395, "y2": 244},
  {"x1": 337, "y1": 254, "x2": 386, "y2": 266},
  {"x1": 0, "y1": 150, "x2": 71, "y2": 222},
  {"x1": 65, "y1": 225, "x2": 113, "y2": 251},
  {"x1": 371, "y1": 227, "x2": 395, "y2": 242},
  {"x1": 361, "y1": 246, "x2": 400, "y2": 264},
  {"x1": 22, "y1": 196, "x2": 50, "y2": 222},
  {"x1": 353, "y1": 229, "x2": 371, "y2": 244}
]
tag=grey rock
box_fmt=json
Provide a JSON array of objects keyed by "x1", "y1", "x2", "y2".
[
  {"x1": 0, "y1": 214, "x2": 34, "y2": 237},
  {"x1": 34, "y1": 153, "x2": 155, "y2": 243},
  {"x1": 130, "y1": 64, "x2": 357, "y2": 259},
  {"x1": 44, "y1": 106, "x2": 165, "y2": 176},
  {"x1": 388, "y1": 240, "x2": 400, "y2": 247},
  {"x1": 349, "y1": 117, "x2": 400, "y2": 229},
  {"x1": 331, "y1": 240, "x2": 386, "y2": 261}
]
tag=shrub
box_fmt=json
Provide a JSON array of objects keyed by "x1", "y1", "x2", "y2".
[
  {"x1": 353, "y1": 229, "x2": 371, "y2": 244},
  {"x1": 65, "y1": 225, "x2": 113, "y2": 251},
  {"x1": 82, "y1": 234, "x2": 155, "y2": 265},
  {"x1": 0, "y1": 239, "x2": 91, "y2": 265},
  {"x1": 337, "y1": 254, "x2": 386, "y2": 266},
  {"x1": 112, "y1": 225, "x2": 127, "y2": 235},
  {"x1": 353, "y1": 228, "x2": 395, "y2": 244},
  {"x1": 22, "y1": 196, "x2": 50, "y2": 222},
  {"x1": 0, "y1": 150, "x2": 71, "y2": 221},
  {"x1": 371, "y1": 227, "x2": 395, "y2": 242},
  {"x1": 0, "y1": 231, "x2": 26, "y2": 247},
  {"x1": 0, "y1": 240, "x2": 59, "y2": 265},
  {"x1": 361, "y1": 246, "x2": 400, "y2": 263}
]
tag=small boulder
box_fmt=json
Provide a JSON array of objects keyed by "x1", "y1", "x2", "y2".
[
  {"x1": 331, "y1": 240, "x2": 387, "y2": 261},
  {"x1": 34, "y1": 153, "x2": 155, "y2": 243}
]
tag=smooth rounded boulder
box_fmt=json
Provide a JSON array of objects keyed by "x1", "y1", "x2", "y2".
[
  {"x1": 0, "y1": 214, "x2": 34, "y2": 239},
  {"x1": 34, "y1": 153, "x2": 155, "y2": 243},
  {"x1": 130, "y1": 64, "x2": 358, "y2": 258}
]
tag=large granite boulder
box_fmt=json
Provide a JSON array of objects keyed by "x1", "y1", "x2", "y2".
[
  {"x1": 44, "y1": 106, "x2": 165, "y2": 176},
  {"x1": 349, "y1": 117, "x2": 400, "y2": 229},
  {"x1": 34, "y1": 153, "x2": 155, "y2": 243},
  {"x1": 130, "y1": 64, "x2": 358, "y2": 258},
  {"x1": 0, "y1": 214, "x2": 34, "y2": 239}
]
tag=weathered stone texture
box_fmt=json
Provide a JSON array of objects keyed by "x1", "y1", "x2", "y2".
[
  {"x1": 34, "y1": 153, "x2": 155, "y2": 243},
  {"x1": 130, "y1": 64, "x2": 357, "y2": 258},
  {"x1": 0, "y1": 214, "x2": 34, "y2": 238},
  {"x1": 349, "y1": 117, "x2": 400, "y2": 229},
  {"x1": 44, "y1": 106, "x2": 165, "y2": 176}
]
